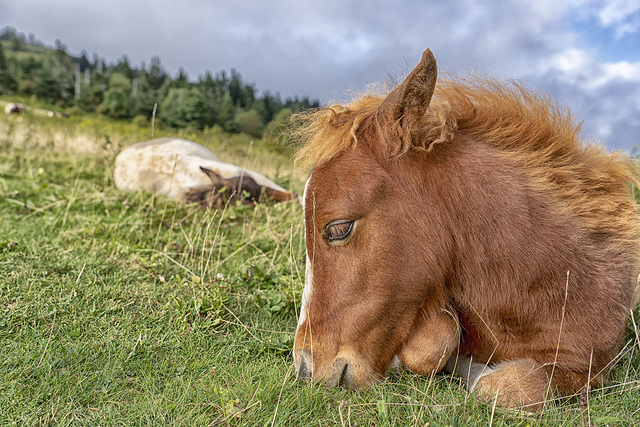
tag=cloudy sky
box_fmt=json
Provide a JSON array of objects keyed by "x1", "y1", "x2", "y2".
[{"x1": 2, "y1": 0, "x2": 639, "y2": 151}]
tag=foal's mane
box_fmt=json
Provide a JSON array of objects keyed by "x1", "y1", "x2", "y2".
[{"x1": 294, "y1": 75, "x2": 606, "y2": 171}]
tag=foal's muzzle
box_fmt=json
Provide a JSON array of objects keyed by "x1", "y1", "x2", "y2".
[{"x1": 294, "y1": 349, "x2": 354, "y2": 389}]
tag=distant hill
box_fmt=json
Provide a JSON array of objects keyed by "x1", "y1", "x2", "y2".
[{"x1": 0, "y1": 26, "x2": 319, "y2": 138}]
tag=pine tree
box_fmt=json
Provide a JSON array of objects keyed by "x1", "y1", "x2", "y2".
[
  {"x1": 218, "y1": 91, "x2": 238, "y2": 133},
  {"x1": 102, "y1": 73, "x2": 133, "y2": 118},
  {"x1": 159, "y1": 88, "x2": 208, "y2": 129},
  {"x1": 146, "y1": 56, "x2": 167, "y2": 91},
  {"x1": 0, "y1": 42, "x2": 17, "y2": 94}
]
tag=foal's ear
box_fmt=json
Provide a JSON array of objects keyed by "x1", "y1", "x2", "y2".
[
  {"x1": 377, "y1": 48, "x2": 437, "y2": 136},
  {"x1": 199, "y1": 166, "x2": 224, "y2": 184}
]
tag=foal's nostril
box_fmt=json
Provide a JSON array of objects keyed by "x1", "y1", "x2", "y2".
[
  {"x1": 297, "y1": 356, "x2": 309, "y2": 379},
  {"x1": 294, "y1": 349, "x2": 310, "y2": 380},
  {"x1": 338, "y1": 361, "x2": 352, "y2": 389},
  {"x1": 326, "y1": 357, "x2": 353, "y2": 389}
]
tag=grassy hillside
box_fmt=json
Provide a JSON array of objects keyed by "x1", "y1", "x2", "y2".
[{"x1": 1, "y1": 111, "x2": 639, "y2": 425}]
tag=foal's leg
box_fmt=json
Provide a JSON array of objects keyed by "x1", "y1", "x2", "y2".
[
  {"x1": 453, "y1": 358, "x2": 601, "y2": 411},
  {"x1": 399, "y1": 309, "x2": 459, "y2": 375},
  {"x1": 444, "y1": 354, "x2": 495, "y2": 391}
]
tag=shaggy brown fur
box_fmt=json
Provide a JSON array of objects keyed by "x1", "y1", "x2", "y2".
[{"x1": 293, "y1": 48, "x2": 640, "y2": 411}]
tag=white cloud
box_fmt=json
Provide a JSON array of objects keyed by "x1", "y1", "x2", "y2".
[
  {"x1": 530, "y1": 45, "x2": 640, "y2": 149},
  {"x1": 541, "y1": 48, "x2": 640, "y2": 90},
  {"x1": 598, "y1": 0, "x2": 640, "y2": 35}
]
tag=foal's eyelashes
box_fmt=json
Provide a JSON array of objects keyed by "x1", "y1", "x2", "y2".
[{"x1": 324, "y1": 220, "x2": 355, "y2": 243}]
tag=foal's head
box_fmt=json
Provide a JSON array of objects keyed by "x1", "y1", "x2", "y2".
[
  {"x1": 293, "y1": 50, "x2": 457, "y2": 388},
  {"x1": 184, "y1": 166, "x2": 297, "y2": 208}
]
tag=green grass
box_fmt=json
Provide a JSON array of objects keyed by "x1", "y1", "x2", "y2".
[{"x1": 1, "y1": 112, "x2": 639, "y2": 426}]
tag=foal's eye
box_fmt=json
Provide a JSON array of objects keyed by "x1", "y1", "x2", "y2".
[{"x1": 324, "y1": 220, "x2": 355, "y2": 243}]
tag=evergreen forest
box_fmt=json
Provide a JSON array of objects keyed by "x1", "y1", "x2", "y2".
[{"x1": 0, "y1": 27, "x2": 320, "y2": 138}]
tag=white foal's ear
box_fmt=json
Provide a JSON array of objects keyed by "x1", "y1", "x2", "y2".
[{"x1": 199, "y1": 166, "x2": 224, "y2": 184}]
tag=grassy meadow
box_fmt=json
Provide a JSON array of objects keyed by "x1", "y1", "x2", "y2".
[{"x1": 1, "y1": 107, "x2": 639, "y2": 426}]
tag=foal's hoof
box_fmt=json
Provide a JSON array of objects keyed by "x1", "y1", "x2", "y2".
[{"x1": 473, "y1": 359, "x2": 548, "y2": 412}]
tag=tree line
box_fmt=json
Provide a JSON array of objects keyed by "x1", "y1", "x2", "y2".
[{"x1": 0, "y1": 27, "x2": 320, "y2": 138}]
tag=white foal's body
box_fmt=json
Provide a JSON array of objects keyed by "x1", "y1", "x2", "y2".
[{"x1": 114, "y1": 138, "x2": 289, "y2": 200}]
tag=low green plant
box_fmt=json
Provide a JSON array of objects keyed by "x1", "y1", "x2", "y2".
[{"x1": 1, "y1": 113, "x2": 639, "y2": 425}]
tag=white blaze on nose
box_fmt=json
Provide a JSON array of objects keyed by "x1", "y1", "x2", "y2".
[
  {"x1": 299, "y1": 255, "x2": 313, "y2": 326},
  {"x1": 298, "y1": 175, "x2": 313, "y2": 327}
]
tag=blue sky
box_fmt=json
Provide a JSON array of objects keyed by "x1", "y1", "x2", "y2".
[
  {"x1": 570, "y1": 8, "x2": 640, "y2": 62},
  {"x1": 1, "y1": 0, "x2": 639, "y2": 151}
]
